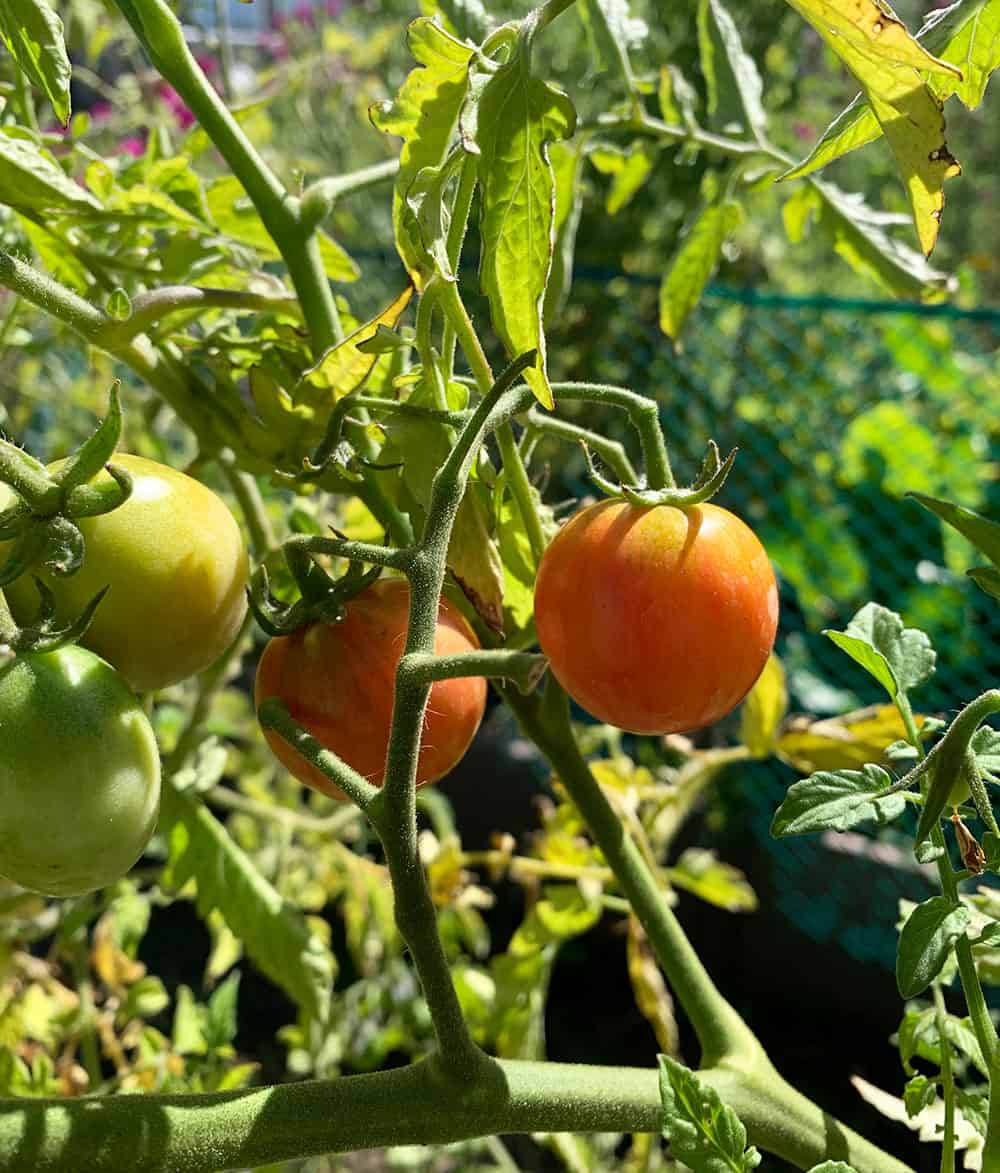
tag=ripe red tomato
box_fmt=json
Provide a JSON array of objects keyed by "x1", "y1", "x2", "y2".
[
  {"x1": 4, "y1": 454, "x2": 248, "y2": 692},
  {"x1": 255, "y1": 579, "x2": 487, "y2": 798},
  {"x1": 534, "y1": 500, "x2": 779, "y2": 735}
]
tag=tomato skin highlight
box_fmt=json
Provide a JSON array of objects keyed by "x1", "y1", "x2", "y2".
[
  {"x1": 5, "y1": 454, "x2": 249, "y2": 692},
  {"x1": 0, "y1": 646, "x2": 161, "y2": 896},
  {"x1": 534, "y1": 500, "x2": 779, "y2": 735},
  {"x1": 255, "y1": 579, "x2": 487, "y2": 799}
]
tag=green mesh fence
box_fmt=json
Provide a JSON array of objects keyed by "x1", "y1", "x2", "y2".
[{"x1": 558, "y1": 277, "x2": 1000, "y2": 974}]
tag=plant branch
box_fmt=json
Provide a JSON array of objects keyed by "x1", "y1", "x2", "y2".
[
  {"x1": 96, "y1": 286, "x2": 302, "y2": 346},
  {"x1": 400, "y1": 650, "x2": 547, "y2": 693},
  {"x1": 300, "y1": 159, "x2": 401, "y2": 232},
  {"x1": 0, "y1": 1056, "x2": 663, "y2": 1173}
]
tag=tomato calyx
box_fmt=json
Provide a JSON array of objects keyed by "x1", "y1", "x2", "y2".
[
  {"x1": 583, "y1": 438, "x2": 738, "y2": 509},
  {"x1": 0, "y1": 575, "x2": 109, "y2": 656},
  {"x1": 0, "y1": 387, "x2": 133, "y2": 652},
  {"x1": 249, "y1": 536, "x2": 385, "y2": 636}
]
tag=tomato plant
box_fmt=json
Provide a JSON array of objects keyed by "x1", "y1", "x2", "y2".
[
  {"x1": 5, "y1": 455, "x2": 249, "y2": 692},
  {"x1": 0, "y1": 645, "x2": 160, "y2": 897},
  {"x1": 0, "y1": 0, "x2": 997, "y2": 1168},
  {"x1": 534, "y1": 500, "x2": 779, "y2": 734},
  {"x1": 255, "y1": 578, "x2": 487, "y2": 797}
]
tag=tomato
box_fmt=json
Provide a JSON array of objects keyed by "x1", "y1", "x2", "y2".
[
  {"x1": 534, "y1": 499, "x2": 779, "y2": 735},
  {"x1": 0, "y1": 645, "x2": 161, "y2": 896},
  {"x1": 5, "y1": 454, "x2": 248, "y2": 691},
  {"x1": 255, "y1": 578, "x2": 487, "y2": 798}
]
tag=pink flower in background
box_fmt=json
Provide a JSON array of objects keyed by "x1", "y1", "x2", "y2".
[
  {"x1": 325, "y1": 0, "x2": 343, "y2": 14},
  {"x1": 120, "y1": 134, "x2": 147, "y2": 158},
  {"x1": 793, "y1": 121, "x2": 814, "y2": 141},
  {"x1": 293, "y1": 2, "x2": 316, "y2": 26},
  {"x1": 90, "y1": 101, "x2": 112, "y2": 122},
  {"x1": 158, "y1": 83, "x2": 196, "y2": 130}
]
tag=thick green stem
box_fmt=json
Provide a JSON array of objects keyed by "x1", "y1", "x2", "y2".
[
  {"x1": 504, "y1": 681, "x2": 758, "y2": 1070},
  {"x1": 549, "y1": 382, "x2": 673, "y2": 488},
  {"x1": 300, "y1": 159, "x2": 400, "y2": 231},
  {"x1": 933, "y1": 983, "x2": 956, "y2": 1173},
  {"x1": 402, "y1": 649, "x2": 547, "y2": 693},
  {"x1": 0, "y1": 1056, "x2": 665, "y2": 1173}
]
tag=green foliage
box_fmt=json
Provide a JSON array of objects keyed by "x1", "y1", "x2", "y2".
[{"x1": 658, "y1": 1055, "x2": 762, "y2": 1171}]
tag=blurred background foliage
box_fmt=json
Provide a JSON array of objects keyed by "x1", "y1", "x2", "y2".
[{"x1": 2, "y1": 1, "x2": 1000, "y2": 1170}]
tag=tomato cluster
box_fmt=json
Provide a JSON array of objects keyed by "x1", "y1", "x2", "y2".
[{"x1": 0, "y1": 456, "x2": 248, "y2": 896}]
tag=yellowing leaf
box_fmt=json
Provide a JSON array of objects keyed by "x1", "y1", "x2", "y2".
[
  {"x1": 782, "y1": 0, "x2": 962, "y2": 254},
  {"x1": 740, "y1": 655, "x2": 787, "y2": 758},
  {"x1": 777, "y1": 704, "x2": 925, "y2": 774},
  {"x1": 298, "y1": 286, "x2": 413, "y2": 406}
]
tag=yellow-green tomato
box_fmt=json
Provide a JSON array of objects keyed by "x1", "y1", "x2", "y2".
[
  {"x1": 6, "y1": 454, "x2": 249, "y2": 691},
  {"x1": 0, "y1": 646, "x2": 161, "y2": 896}
]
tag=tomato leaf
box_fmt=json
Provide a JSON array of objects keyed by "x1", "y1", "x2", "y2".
[
  {"x1": 544, "y1": 139, "x2": 586, "y2": 325},
  {"x1": 824, "y1": 602, "x2": 935, "y2": 701},
  {"x1": 297, "y1": 286, "x2": 413, "y2": 409},
  {"x1": 740, "y1": 655, "x2": 787, "y2": 759},
  {"x1": 807, "y1": 1165, "x2": 860, "y2": 1173},
  {"x1": 909, "y1": 492, "x2": 1000, "y2": 573},
  {"x1": 658, "y1": 1055, "x2": 762, "y2": 1171},
  {"x1": 771, "y1": 763, "x2": 906, "y2": 837},
  {"x1": 781, "y1": 0, "x2": 962, "y2": 255},
  {"x1": 161, "y1": 781, "x2": 334, "y2": 1025},
  {"x1": 697, "y1": 0, "x2": 769, "y2": 143},
  {"x1": 0, "y1": 132, "x2": 100, "y2": 213},
  {"x1": 780, "y1": 95, "x2": 880, "y2": 183},
  {"x1": 475, "y1": 37, "x2": 576, "y2": 408},
  {"x1": 808, "y1": 176, "x2": 954, "y2": 298},
  {"x1": 448, "y1": 481, "x2": 505, "y2": 635},
  {"x1": 627, "y1": 917, "x2": 679, "y2": 1055},
  {"x1": 370, "y1": 18, "x2": 474, "y2": 290},
  {"x1": 896, "y1": 895, "x2": 970, "y2": 997},
  {"x1": 589, "y1": 144, "x2": 657, "y2": 215},
  {"x1": 659, "y1": 199, "x2": 742, "y2": 343},
  {"x1": 0, "y1": 0, "x2": 70, "y2": 125},
  {"x1": 668, "y1": 848, "x2": 757, "y2": 913}
]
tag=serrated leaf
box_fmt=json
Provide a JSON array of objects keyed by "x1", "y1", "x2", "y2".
[
  {"x1": 298, "y1": 286, "x2": 413, "y2": 408},
  {"x1": 698, "y1": 0, "x2": 768, "y2": 142},
  {"x1": 824, "y1": 602, "x2": 935, "y2": 700},
  {"x1": 896, "y1": 895, "x2": 969, "y2": 997},
  {"x1": 659, "y1": 200, "x2": 741, "y2": 343},
  {"x1": 659, "y1": 1055, "x2": 762, "y2": 1172},
  {"x1": 18, "y1": 214, "x2": 90, "y2": 293},
  {"x1": 371, "y1": 19, "x2": 474, "y2": 290},
  {"x1": 784, "y1": 2, "x2": 1000, "y2": 181},
  {"x1": 740, "y1": 654, "x2": 787, "y2": 758},
  {"x1": 161, "y1": 781, "x2": 333, "y2": 1023},
  {"x1": 476, "y1": 52, "x2": 575, "y2": 408},
  {"x1": 0, "y1": 133, "x2": 100, "y2": 212},
  {"x1": 782, "y1": 0, "x2": 962, "y2": 254},
  {"x1": 0, "y1": 0, "x2": 71, "y2": 124},
  {"x1": 668, "y1": 848, "x2": 757, "y2": 913},
  {"x1": 771, "y1": 763, "x2": 905, "y2": 837},
  {"x1": 405, "y1": 150, "x2": 464, "y2": 282}
]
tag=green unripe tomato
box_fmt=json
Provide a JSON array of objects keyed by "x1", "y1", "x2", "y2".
[
  {"x1": 4, "y1": 454, "x2": 249, "y2": 691},
  {"x1": 0, "y1": 646, "x2": 161, "y2": 896}
]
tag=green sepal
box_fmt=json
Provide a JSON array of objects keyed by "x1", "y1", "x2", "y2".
[
  {"x1": 63, "y1": 462, "x2": 134, "y2": 519},
  {"x1": 52, "y1": 386, "x2": 124, "y2": 494},
  {"x1": 585, "y1": 438, "x2": 737, "y2": 509}
]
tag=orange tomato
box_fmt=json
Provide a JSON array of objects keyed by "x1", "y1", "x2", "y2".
[
  {"x1": 255, "y1": 579, "x2": 486, "y2": 798},
  {"x1": 534, "y1": 500, "x2": 779, "y2": 735}
]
